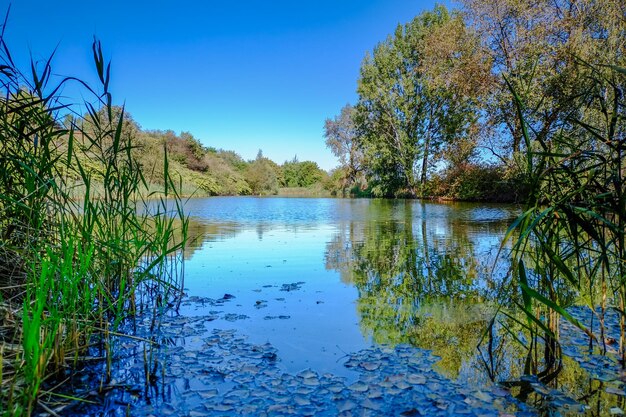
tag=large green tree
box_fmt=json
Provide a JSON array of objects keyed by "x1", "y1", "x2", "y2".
[
  {"x1": 356, "y1": 20, "x2": 422, "y2": 197},
  {"x1": 281, "y1": 156, "x2": 325, "y2": 188},
  {"x1": 245, "y1": 150, "x2": 280, "y2": 195},
  {"x1": 355, "y1": 5, "x2": 487, "y2": 197}
]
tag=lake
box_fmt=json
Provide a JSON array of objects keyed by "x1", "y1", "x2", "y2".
[
  {"x1": 171, "y1": 197, "x2": 624, "y2": 415},
  {"x1": 71, "y1": 196, "x2": 621, "y2": 416},
  {"x1": 179, "y1": 197, "x2": 519, "y2": 381}
]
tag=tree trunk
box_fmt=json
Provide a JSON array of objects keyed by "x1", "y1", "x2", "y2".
[{"x1": 420, "y1": 129, "x2": 431, "y2": 193}]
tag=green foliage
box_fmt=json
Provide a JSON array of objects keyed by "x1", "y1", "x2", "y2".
[
  {"x1": 326, "y1": 0, "x2": 625, "y2": 206},
  {"x1": 75, "y1": 127, "x2": 334, "y2": 198},
  {"x1": 217, "y1": 149, "x2": 248, "y2": 172},
  {"x1": 324, "y1": 104, "x2": 365, "y2": 195},
  {"x1": 356, "y1": 22, "x2": 422, "y2": 196},
  {"x1": 244, "y1": 150, "x2": 280, "y2": 195},
  {"x1": 281, "y1": 157, "x2": 326, "y2": 188},
  {"x1": 503, "y1": 61, "x2": 626, "y2": 383},
  {"x1": 426, "y1": 164, "x2": 526, "y2": 202},
  {"x1": 70, "y1": 127, "x2": 255, "y2": 197},
  {"x1": 353, "y1": 4, "x2": 487, "y2": 198},
  {"x1": 323, "y1": 168, "x2": 347, "y2": 197},
  {"x1": 0, "y1": 34, "x2": 187, "y2": 414}
]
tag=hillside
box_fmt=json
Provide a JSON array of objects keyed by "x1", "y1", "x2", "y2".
[{"x1": 65, "y1": 109, "x2": 331, "y2": 198}]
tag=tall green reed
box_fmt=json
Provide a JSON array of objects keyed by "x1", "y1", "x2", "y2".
[
  {"x1": 498, "y1": 60, "x2": 625, "y2": 394},
  {"x1": 0, "y1": 18, "x2": 188, "y2": 416}
]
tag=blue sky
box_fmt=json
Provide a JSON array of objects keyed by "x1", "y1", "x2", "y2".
[{"x1": 5, "y1": 1, "x2": 445, "y2": 170}]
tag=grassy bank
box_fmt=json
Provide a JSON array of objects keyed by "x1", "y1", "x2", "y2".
[{"x1": 276, "y1": 185, "x2": 332, "y2": 198}]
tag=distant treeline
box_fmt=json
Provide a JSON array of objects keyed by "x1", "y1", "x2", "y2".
[
  {"x1": 324, "y1": 1, "x2": 624, "y2": 202},
  {"x1": 63, "y1": 109, "x2": 330, "y2": 197}
]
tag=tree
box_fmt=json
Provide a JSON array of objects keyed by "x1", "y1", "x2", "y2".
[
  {"x1": 355, "y1": 5, "x2": 487, "y2": 197},
  {"x1": 461, "y1": 0, "x2": 626, "y2": 164},
  {"x1": 245, "y1": 149, "x2": 279, "y2": 195},
  {"x1": 180, "y1": 131, "x2": 205, "y2": 160},
  {"x1": 281, "y1": 156, "x2": 325, "y2": 187},
  {"x1": 356, "y1": 22, "x2": 422, "y2": 197},
  {"x1": 83, "y1": 105, "x2": 140, "y2": 141},
  {"x1": 324, "y1": 104, "x2": 364, "y2": 195},
  {"x1": 417, "y1": 12, "x2": 490, "y2": 183}
]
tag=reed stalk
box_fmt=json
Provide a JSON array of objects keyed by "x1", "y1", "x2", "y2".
[
  {"x1": 499, "y1": 61, "x2": 625, "y2": 395},
  {"x1": 0, "y1": 17, "x2": 188, "y2": 415}
]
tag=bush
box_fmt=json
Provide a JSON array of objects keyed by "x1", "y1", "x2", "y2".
[{"x1": 425, "y1": 164, "x2": 527, "y2": 202}]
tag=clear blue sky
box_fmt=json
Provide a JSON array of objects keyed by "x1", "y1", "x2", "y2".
[{"x1": 5, "y1": 1, "x2": 445, "y2": 170}]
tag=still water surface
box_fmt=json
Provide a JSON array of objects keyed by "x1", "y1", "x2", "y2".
[{"x1": 178, "y1": 197, "x2": 519, "y2": 382}]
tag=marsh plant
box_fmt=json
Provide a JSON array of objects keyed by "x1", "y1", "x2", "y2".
[
  {"x1": 0, "y1": 21, "x2": 188, "y2": 416},
  {"x1": 491, "y1": 61, "x2": 626, "y2": 406}
]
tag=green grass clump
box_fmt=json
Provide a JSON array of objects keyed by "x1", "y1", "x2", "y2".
[{"x1": 0, "y1": 23, "x2": 188, "y2": 416}]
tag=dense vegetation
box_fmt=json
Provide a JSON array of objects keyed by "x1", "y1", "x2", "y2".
[
  {"x1": 325, "y1": 1, "x2": 624, "y2": 203},
  {"x1": 0, "y1": 35, "x2": 189, "y2": 414},
  {"x1": 65, "y1": 114, "x2": 330, "y2": 198}
]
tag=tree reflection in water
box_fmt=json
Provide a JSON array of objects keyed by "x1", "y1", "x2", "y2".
[
  {"x1": 178, "y1": 197, "x2": 620, "y2": 415},
  {"x1": 324, "y1": 200, "x2": 620, "y2": 415},
  {"x1": 325, "y1": 201, "x2": 514, "y2": 378}
]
